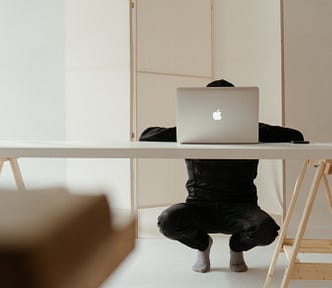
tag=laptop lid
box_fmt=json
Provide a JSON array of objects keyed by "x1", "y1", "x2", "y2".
[{"x1": 176, "y1": 87, "x2": 259, "y2": 144}]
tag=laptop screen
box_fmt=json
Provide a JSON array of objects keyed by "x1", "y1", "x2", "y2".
[{"x1": 176, "y1": 87, "x2": 259, "y2": 144}]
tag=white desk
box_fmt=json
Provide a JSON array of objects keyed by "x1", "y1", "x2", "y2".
[
  {"x1": 1, "y1": 140, "x2": 332, "y2": 287},
  {"x1": 1, "y1": 140, "x2": 332, "y2": 159}
]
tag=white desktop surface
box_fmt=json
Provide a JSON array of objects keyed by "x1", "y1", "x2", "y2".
[{"x1": 1, "y1": 140, "x2": 332, "y2": 160}]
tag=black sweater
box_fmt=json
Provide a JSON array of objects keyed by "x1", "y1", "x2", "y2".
[{"x1": 139, "y1": 123, "x2": 304, "y2": 204}]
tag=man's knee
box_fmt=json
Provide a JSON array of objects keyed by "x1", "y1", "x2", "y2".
[
  {"x1": 157, "y1": 203, "x2": 187, "y2": 238},
  {"x1": 157, "y1": 209, "x2": 174, "y2": 237},
  {"x1": 256, "y1": 216, "x2": 280, "y2": 245},
  {"x1": 230, "y1": 216, "x2": 280, "y2": 252}
]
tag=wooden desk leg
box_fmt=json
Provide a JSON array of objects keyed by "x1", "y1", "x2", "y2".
[
  {"x1": 322, "y1": 174, "x2": 332, "y2": 212},
  {"x1": 8, "y1": 158, "x2": 26, "y2": 191},
  {"x1": 264, "y1": 160, "x2": 309, "y2": 288},
  {"x1": 130, "y1": 158, "x2": 139, "y2": 238},
  {"x1": 0, "y1": 159, "x2": 5, "y2": 175},
  {"x1": 280, "y1": 161, "x2": 326, "y2": 288}
]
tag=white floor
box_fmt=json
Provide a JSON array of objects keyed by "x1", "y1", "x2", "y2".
[{"x1": 101, "y1": 208, "x2": 331, "y2": 288}]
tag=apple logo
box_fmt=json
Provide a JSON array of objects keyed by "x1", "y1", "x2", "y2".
[{"x1": 212, "y1": 109, "x2": 222, "y2": 120}]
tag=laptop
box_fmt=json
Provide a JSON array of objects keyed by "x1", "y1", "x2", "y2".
[{"x1": 176, "y1": 87, "x2": 259, "y2": 144}]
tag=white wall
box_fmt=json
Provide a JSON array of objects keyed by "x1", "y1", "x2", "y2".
[
  {"x1": 213, "y1": 0, "x2": 283, "y2": 215},
  {"x1": 65, "y1": 0, "x2": 131, "y2": 209},
  {"x1": 0, "y1": 0, "x2": 132, "y2": 210},
  {"x1": 0, "y1": 0, "x2": 67, "y2": 189},
  {"x1": 283, "y1": 0, "x2": 332, "y2": 236}
]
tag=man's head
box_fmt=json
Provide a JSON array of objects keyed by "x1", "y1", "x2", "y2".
[{"x1": 207, "y1": 79, "x2": 234, "y2": 87}]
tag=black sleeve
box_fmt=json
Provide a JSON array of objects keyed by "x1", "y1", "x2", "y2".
[
  {"x1": 139, "y1": 127, "x2": 177, "y2": 142},
  {"x1": 259, "y1": 123, "x2": 304, "y2": 143}
]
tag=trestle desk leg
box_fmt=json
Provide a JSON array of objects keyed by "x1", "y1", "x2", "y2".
[
  {"x1": 264, "y1": 160, "x2": 309, "y2": 287},
  {"x1": 279, "y1": 161, "x2": 326, "y2": 288},
  {"x1": 0, "y1": 159, "x2": 5, "y2": 175},
  {"x1": 322, "y1": 174, "x2": 332, "y2": 212},
  {"x1": 8, "y1": 158, "x2": 26, "y2": 191}
]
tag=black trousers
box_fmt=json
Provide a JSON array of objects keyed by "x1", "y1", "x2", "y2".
[{"x1": 157, "y1": 201, "x2": 280, "y2": 252}]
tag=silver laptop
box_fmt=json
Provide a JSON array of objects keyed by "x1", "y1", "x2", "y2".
[{"x1": 176, "y1": 87, "x2": 259, "y2": 144}]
